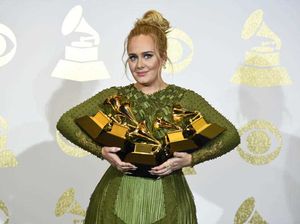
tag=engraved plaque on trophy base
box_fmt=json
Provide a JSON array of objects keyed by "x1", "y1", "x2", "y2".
[
  {"x1": 123, "y1": 143, "x2": 159, "y2": 165},
  {"x1": 165, "y1": 130, "x2": 199, "y2": 154}
]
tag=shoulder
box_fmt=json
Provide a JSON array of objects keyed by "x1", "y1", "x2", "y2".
[
  {"x1": 174, "y1": 85, "x2": 211, "y2": 110},
  {"x1": 172, "y1": 84, "x2": 204, "y2": 99},
  {"x1": 96, "y1": 84, "x2": 135, "y2": 95},
  {"x1": 95, "y1": 86, "x2": 119, "y2": 97}
]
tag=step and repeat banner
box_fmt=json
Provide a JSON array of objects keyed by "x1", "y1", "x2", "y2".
[{"x1": 0, "y1": 1, "x2": 299, "y2": 223}]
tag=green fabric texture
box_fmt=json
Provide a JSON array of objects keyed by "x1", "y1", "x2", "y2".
[
  {"x1": 114, "y1": 175, "x2": 165, "y2": 223},
  {"x1": 179, "y1": 89, "x2": 241, "y2": 166},
  {"x1": 56, "y1": 86, "x2": 118, "y2": 159},
  {"x1": 56, "y1": 83, "x2": 240, "y2": 224}
]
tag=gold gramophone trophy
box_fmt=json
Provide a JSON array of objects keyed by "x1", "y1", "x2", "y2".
[
  {"x1": 113, "y1": 100, "x2": 162, "y2": 166},
  {"x1": 155, "y1": 105, "x2": 225, "y2": 156},
  {"x1": 164, "y1": 105, "x2": 201, "y2": 152},
  {"x1": 75, "y1": 95, "x2": 129, "y2": 148},
  {"x1": 174, "y1": 104, "x2": 226, "y2": 147},
  {"x1": 154, "y1": 115, "x2": 198, "y2": 155},
  {"x1": 76, "y1": 95, "x2": 226, "y2": 178}
]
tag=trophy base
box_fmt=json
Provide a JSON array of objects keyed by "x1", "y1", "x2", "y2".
[
  {"x1": 126, "y1": 165, "x2": 159, "y2": 179},
  {"x1": 75, "y1": 115, "x2": 104, "y2": 139},
  {"x1": 96, "y1": 132, "x2": 126, "y2": 148},
  {"x1": 117, "y1": 144, "x2": 170, "y2": 178},
  {"x1": 168, "y1": 139, "x2": 199, "y2": 154},
  {"x1": 124, "y1": 152, "x2": 157, "y2": 165}
]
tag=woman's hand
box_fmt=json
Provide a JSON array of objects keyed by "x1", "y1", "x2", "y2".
[
  {"x1": 149, "y1": 152, "x2": 192, "y2": 177},
  {"x1": 101, "y1": 146, "x2": 137, "y2": 173}
]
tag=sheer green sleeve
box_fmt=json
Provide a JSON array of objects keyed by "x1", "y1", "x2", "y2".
[
  {"x1": 56, "y1": 86, "x2": 118, "y2": 159},
  {"x1": 179, "y1": 89, "x2": 240, "y2": 166}
]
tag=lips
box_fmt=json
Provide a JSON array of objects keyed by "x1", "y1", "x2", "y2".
[{"x1": 136, "y1": 71, "x2": 148, "y2": 77}]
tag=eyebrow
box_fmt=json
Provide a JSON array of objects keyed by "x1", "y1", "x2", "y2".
[{"x1": 128, "y1": 51, "x2": 155, "y2": 55}]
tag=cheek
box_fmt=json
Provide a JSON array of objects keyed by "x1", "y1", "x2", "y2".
[
  {"x1": 151, "y1": 60, "x2": 162, "y2": 70},
  {"x1": 128, "y1": 61, "x2": 135, "y2": 72},
  {"x1": 145, "y1": 58, "x2": 158, "y2": 69}
]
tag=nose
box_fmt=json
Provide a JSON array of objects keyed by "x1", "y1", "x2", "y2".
[{"x1": 137, "y1": 58, "x2": 144, "y2": 69}]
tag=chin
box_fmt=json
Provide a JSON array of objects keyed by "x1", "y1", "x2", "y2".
[{"x1": 133, "y1": 76, "x2": 152, "y2": 85}]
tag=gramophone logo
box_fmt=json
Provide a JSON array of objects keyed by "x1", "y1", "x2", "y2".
[
  {"x1": 51, "y1": 5, "x2": 110, "y2": 81},
  {"x1": 231, "y1": 9, "x2": 292, "y2": 87},
  {"x1": 0, "y1": 116, "x2": 18, "y2": 168},
  {"x1": 56, "y1": 130, "x2": 90, "y2": 158},
  {"x1": 55, "y1": 188, "x2": 86, "y2": 223},
  {"x1": 237, "y1": 120, "x2": 282, "y2": 165},
  {"x1": 182, "y1": 166, "x2": 197, "y2": 175},
  {"x1": 234, "y1": 197, "x2": 267, "y2": 224},
  {"x1": 0, "y1": 24, "x2": 17, "y2": 67},
  {"x1": 0, "y1": 200, "x2": 9, "y2": 224},
  {"x1": 165, "y1": 28, "x2": 194, "y2": 74}
]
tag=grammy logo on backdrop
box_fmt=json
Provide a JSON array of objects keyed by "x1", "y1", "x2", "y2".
[
  {"x1": 236, "y1": 119, "x2": 282, "y2": 165},
  {"x1": 0, "y1": 23, "x2": 17, "y2": 67},
  {"x1": 234, "y1": 197, "x2": 267, "y2": 224},
  {"x1": 55, "y1": 188, "x2": 85, "y2": 224},
  {"x1": 0, "y1": 200, "x2": 10, "y2": 224},
  {"x1": 0, "y1": 116, "x2": 18, "y2": 168},
  {"x1": 231, "y1": 9, "x2": 292, "y2": 87},
  {"x1": 165, "y1": 28, "x2": 194, "y2": 74},
  {"x1": 51, "y1": 5, "x2": 110, "y2": 81}
]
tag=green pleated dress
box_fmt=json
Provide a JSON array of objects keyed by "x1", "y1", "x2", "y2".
[{"x1": 56, "y1": 84, "x2": 240, "y2": 224}]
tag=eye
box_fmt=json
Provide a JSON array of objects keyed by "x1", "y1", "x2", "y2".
[
  {"x1": 129, "y1": 55, "x2": 137, "y2": 62},
  {"x1": 144, "y1": 53, "x2": 153, "y2": 59}
]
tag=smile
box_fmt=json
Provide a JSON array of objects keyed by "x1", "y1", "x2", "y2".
[{"x1": 136, "y1": 71, "x2": 148, "y2": 77}]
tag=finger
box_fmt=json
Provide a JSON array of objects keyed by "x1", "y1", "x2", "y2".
[
  {"x1": 153, "y1": 168, "x2": 172, "y2": 176},
  {"x1": 120, "y1": 162, "x2": 137, "y2": 170},
  {"x1": 150, "y1": 168, "x2": 169, "y2": 175},
  {"x1": 118, "y1": 165, "x2": 135, "y2": 173},
  {"x1": 173, "y1": 152, "x2": 187, "y2": 158},
  {"x1": 150, "y1": 163, "x2": 172, "y2": 175},
  {"x1": 151, "y1": 162, "x2": 169, "y2": 171},
  {"x1": 109, "y1": 147, "x2": 121, "y2": 153},
  {"x1": 107, "y1": 155, "x2": 123, "y2": 168},
  {"x1": 125, "y1": 163, "x2": 138, "y2": 169}
]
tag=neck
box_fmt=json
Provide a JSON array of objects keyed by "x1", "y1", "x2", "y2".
[{"x1": 134, "y1": 81, "x2": 168, "y2": 95}]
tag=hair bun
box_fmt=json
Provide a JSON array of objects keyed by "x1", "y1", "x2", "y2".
[{"x1": 135, "y1": 10, "x2": 170, "y2": 33}]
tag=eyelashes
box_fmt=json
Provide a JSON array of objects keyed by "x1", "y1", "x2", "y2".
[
  {"x1": 144, "y1": 53, "x2": 153, "y2": 59},
  {"x1": 128, "y1": 53, "x2": 153, "y2": 62}
]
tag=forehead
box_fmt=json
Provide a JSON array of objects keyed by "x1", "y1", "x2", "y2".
[{"x1": 128, "y1": 34, "x2": 156, "y2": 53}]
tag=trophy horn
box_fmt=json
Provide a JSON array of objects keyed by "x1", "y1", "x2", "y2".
[
  {"x1": 172, "y1": 104, "x2": 200, "y2": 122},
  {"x1": 153, "y1": 117, "x2": 181, "y2": 130},
  {"x1": 104, "y1": 95, "x2": 122, "y2": 112},
  {"x1": 119, "y1": 102, "x2": 139, "y2": 126},
  {"x1": 129, "y1": 120, "x2": 161, "y2": 146}
]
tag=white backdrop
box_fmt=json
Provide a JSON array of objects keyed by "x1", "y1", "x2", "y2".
[{"x1": 1, "y1": 1, "x2": 300, "y2": 223}]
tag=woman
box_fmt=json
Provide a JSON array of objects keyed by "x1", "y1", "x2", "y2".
[{"x1": 57, "y1": 10, "x2": 240, "y2": 224}]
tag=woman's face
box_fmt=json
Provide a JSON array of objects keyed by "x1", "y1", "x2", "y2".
[{"x1": 127, "y1": 34, "x2": 165, "y2": 86}]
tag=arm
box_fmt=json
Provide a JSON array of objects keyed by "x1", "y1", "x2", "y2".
[
  {"x1": 180, "y1": 90, "x2": 240, "y2": 166},
  {"x1": 56, "y1": 87, "x2": 118, "y2": 159}
]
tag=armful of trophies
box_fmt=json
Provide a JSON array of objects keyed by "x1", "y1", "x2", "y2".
[{"x1": 75, "y1": 95, "x2": 226, "y2": 178}]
